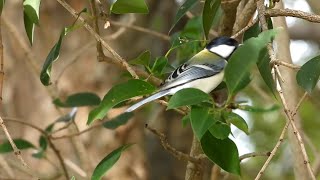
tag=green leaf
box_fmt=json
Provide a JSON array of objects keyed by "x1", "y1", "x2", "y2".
[
  {"x1": 23, "y1": 0, "x2": 41, "y2": 25},
  {"x1": 0, "y1": 0, "x2": 5, "y2": 14},
  {"x1": 296, "y1": 55, "x2": 320, "y2": 93},
  {"x1": 103, "y1": 112, "x2": 133, "y2": 129},
  {"x1": 224, "y1": 111, "x2": 249, "y2": 134},
  {"x1": 169, "y1": 0, "x2": 198, "y2": 33},
  {"x1": 23, "y1": 12, "x2": 35, "y2": 45},
  {"x1": 238, "y1": 104, "x2": 279, "y2": 113},
  {"x1": 70, "y1": 176, "x2": 76, "y2": 180},
  {"x1": 257, "y1": 47, "x2": 276, "y2": 96},
  {"x1": 88, "y1": 79, "x2": 156, "y2": 125},
  {"x1": 243, "y1": 20, "x2": 260, "y2": 41},
  {"x1": 190, "y1": 106, "x2": 217, "y2": 140},
  {"x1": 201, "y1": 132, "x2": 240, "y2": 175},
  {"x1": 226, "y1": 29, "x2": 278, "y2": 99},
  {"x1": 151, "y1": 57, "x2": 168, "y2": 76},
  {"x1": 130, "y1": 51, "x2": 151, "y2": 68},
  {"x1": 202, "y1": 0, "x2": 221, "y2": 39},
  {"x1": 40, "y1": 32, "x2": 63, "y2": 86},
  {"x1": 91, "y1": 144, "x2": 133, "y2": 180},
  {"x1": 167, "y1": 88, "x2": 212, "y2": 109},
  {"x1": 110, "y1": 0, "x2": 148, "y2": 14},
  {"x1": 0, "y1": 139, "x2": 35, "y2": 153},
  {"x1": 53, "y1": 92, "x2": 101, "y2": 107},
  {"x1": 181, "y1": 114, "x2": 190, "y2": 127},
  {"x1": 209, "y1": 122, "x2": 231, "y2": 139}
]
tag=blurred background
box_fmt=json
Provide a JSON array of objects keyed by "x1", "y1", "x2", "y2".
[{"x1": 0, "y1": 0, "x2": 320, "y2": 179}]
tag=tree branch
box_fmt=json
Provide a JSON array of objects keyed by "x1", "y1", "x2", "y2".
[{"x1": 266, "y1": 8, "x2": 320, "y2": 23}]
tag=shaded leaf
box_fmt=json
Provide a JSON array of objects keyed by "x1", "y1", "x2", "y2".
[
  {"x1": 32, "y1": 123, "x2": 54, "y2": 158},
  {"x1": 151, "y1": 57, "x2": 168, "y2": 76},
  {"x1": 169, "y1": 0, "x2": 198, "y2": 33},
  {"x1": 243, "y1": 20, "x2": 260, "y2": 41},
  {"x1": 130, "y1": 51, "x2": 151, "y2": 68},
  {"x1": 201, "y1": 132, "x2": 240, "y2": 175},
  {"x1": 110, "y1": 0, "x2": 148, "y2": 14},
  {"x1": 53, "y1": 92, "x2": 101, "y2": 107},
  {"x1": 88, "y1": 80, "x2": 156, "y2": 124},
  {"x1": 167, "y1": 88, "x2": 212, "y2": 109},
  {"x1": 103, "y1": 112, "x2": 133, "y2": 129},
  {"x1": 257, "y1": 47, "x2": 276, "y2": 96},
  {"x1": 23, "y1": 12, "x2": 35, "y2": 45},
  {"x1": 190, "y1": 106, "x2": 217, "y2": 140},
  {"x1": 225, "y1": 29, "x2": 278, "y2": 99},
  {"x1": 0, "y1": 139, "x2": 35, "y2": 153},
  {"x1": 23, "y1": 0, "x2": 41, "y2": 25},
  {"x1": 296, "y1": 55, "x2": 320, "y2": 93},
  {"x1": 0, "y1": 0, "x2": 5, "y2": 14},
  {"x1": 209, "y1": 122, "x2": 231, "y2": 139},
  {"x1": 202, "y1": 0, "x2": 221, "y2": 39},
  {"x1": 181, "y1": 114, "x2": 190, "y2": 127},
  {"x1": 224, "y1": 111, "x2": 249, "y2": 134},
  {"x1": 92, "y1": 144, "x2": 133, "y2": 180}
]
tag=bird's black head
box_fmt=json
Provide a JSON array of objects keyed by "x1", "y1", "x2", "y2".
[{"x1": 206, "y1": 36, "x2": 239, "y2": 59}]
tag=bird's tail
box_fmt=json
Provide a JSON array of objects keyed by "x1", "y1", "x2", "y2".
[{"x1": 125, "y1": 90, "x2": 170, "y2": 112}]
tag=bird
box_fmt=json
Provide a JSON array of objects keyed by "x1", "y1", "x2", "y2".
[{"x1": 125, "y1": 36, "x2": 240, "y2": 112}]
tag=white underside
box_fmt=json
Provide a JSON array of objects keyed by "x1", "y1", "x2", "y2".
[{"x1": 168, "y1": 71, "x2": 224, "y2": 95}]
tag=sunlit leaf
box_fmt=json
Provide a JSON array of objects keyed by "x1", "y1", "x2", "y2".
[
  {"x1": 0, "y1": 139, "x2": 35, "y2": 153},
  {"x1": 23, "y1": 0, "x2": 41, "y2": 45},
  {"x1": 167, "y1": 88, "x2": 212, "y2": 109},
  {"x1": 53, "y1": 92, "x2": 101, "y2": 107},
  {"x1": 190, "y1": 106, "x2": 217, "y2": 140},
  {"x1": 169, "y1": 0, "x2": 198, "y2": 33},
  {"x1": 224, "y1": 111, "x2": 249, "y2": 134},
  {"x1": 110, "y1": 0, "x2": 148, "y2": 14},
  {"x1": 202, "y1": 0, "x2": 221, "y2": 39},
  {"x1": 88, "y1": 80, "x2": 156, "y2": 124},
  {"x1": 92, "y1": 144, "x2": 133, "y2": 180},
  {"x1": 209, "y1": 122, "x2": 231, "y2": 139},
  {"x1": 225, "y1": 29, "x2": 278, "y2": 99},
  {"x1": 103, "y1": 112, "x2": 133, "y2": 129},
  {"x1": 201, "y1": 132, "x2": 240, "y2": 175},
  {"x1": 296, "y1": 55, "x2": 320, "y2": 93}
]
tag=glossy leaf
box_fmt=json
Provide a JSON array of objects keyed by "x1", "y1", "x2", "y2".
[
  {"x1": 151, "y1": 57, "x2": 168, "y2": 76},
  {"x1": 190, "y1": 106, "x2": 217, "y2": 140},
  {"x1": 169, "y1": 0, "x2": 198, "y2": 33},
  {"x1": 0, "y1": 0, "x2": 5, "y2": 14},
  {"x1": 296, "y1": 55, "x2": 320, "y2": 93},
  {"x1": 225, "y1": 29, "x2": 278, "y2": 99},
  {"x1": 53, "y1": 92, "x2": 101, "y2": 107},
  {"x1": 110, "y1": 0, "x2": 148, "y2": 14},
  {"x1": 92, "y1": 144, "x2": 132, "y2": 180},
  {"x1": 224, "y1": 111, "x2": 249, "y2": 134},
  {"x1": 23, "y1": 0, "x2": 41, "y2": 24},
  {"x1": 201, "y1": 132, "x2": 240, "y2": 175},
  {"x1": 0, "y1": 139, "x2": 35, "y2": 153},
  {"x1": 103, "y1": 112, "x2": 133, "y2": 129},
  {"x1": 257, "y1": 47, "x2": 276, "y2": 96},
  {"x1": 130, "y1": 51, "x2": 151, "y2": 68},
  {"x1": 88, "y1": 79, "x2": 156, "y2": 124},
  {"x1": 167, "y1": 88, "x2": 212, "y2": 109},
  {"x1": 209, "y1": 122, "x2": 231, "y2": 139},
  {"x1": 202, "y1": 0, "x2": 221, "y2": 39}
]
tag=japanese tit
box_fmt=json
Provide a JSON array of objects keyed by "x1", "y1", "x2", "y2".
[{"x1": 125, "y1": 36, "x2": 239, "y2": 112}]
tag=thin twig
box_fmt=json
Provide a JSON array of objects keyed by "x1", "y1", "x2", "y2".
[
  {"x1": 292, "y1": 92, "x2": 308, "y2": 117},
  {"x1": 231, "y1": 18, "x2": 259, "y2": 39},
  {"x1": 89, "y1": 0, "x2": 104, "y2": 62},
  {"x1": 239, "y1": 151, "x2": 270, "y2": 161},
  {"x1": 56, "y1": 0, "x2": 139, "y2": 79},
  {"x1": 273, "y1": 60, "x2": 301, "y2": 70},
  {"x1": 145, "y1": 124, "x2": 200, "y2": 164},
  {"x1": 0, "y1": 17, "x2": 31, "y2": 171},
  {"x1": 266, "y1": 8, "x2": 320, "y2": 23},
  {"x1": 254, "y1": 121, "x2": 290, "y2": 180}
]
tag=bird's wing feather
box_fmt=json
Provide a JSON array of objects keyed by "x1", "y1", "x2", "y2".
[{"x1": 160, "y1": 59, "x2": 226, "y2": 91}]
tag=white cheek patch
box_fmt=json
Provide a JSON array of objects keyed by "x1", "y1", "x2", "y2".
[{"x1": 209, "y1": 44, "x2": 236, "y2": 58}]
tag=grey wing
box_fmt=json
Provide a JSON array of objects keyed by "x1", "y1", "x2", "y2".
[{"x1": 160, "y1": 59, "x2": 227, "y2": 90}]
